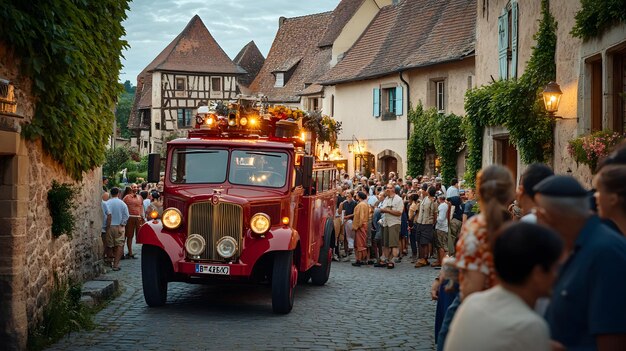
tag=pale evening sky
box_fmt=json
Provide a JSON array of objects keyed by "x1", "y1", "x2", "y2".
[{"x1": 119, "y1": 0, "x2": 339, "y2": 83}]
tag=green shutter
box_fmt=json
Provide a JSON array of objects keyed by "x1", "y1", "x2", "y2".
[
  {"x1": 498, "y1": 9, "x2": 508, "y2": 79},
  {"x1": 395, "y1": 86, "x2": 403, "y2": 115},
  {"x1": 373, "y1": 88, "x2": 380, "y2": 117},
  {"x1": 511, "y1": 1, "x2": 519, "y2": 78}
]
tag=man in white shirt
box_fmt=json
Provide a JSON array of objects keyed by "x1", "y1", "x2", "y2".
[
  {"x1": 434, "y1": 194, "x2": 448, "y2": 267},
  {"x1": 378, "y1": 184, "x2": 403, "y2": 268},
  {"x1": 445, "y1": 178, "x2": 459, "y2": 199},
  {"x1": 444, "y1": 222, "x2": 563, "y2": 351},
  {"x1": 106, "y1": 187, "x2": 130, "y2": 271}
]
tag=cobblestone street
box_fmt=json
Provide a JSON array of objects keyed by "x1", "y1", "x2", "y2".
[{"x1": 49, "y1": 244, "x2": 439, "y2": 350}]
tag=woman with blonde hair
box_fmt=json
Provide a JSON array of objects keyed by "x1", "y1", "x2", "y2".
[{"x1": 436, "y1": 165, "x2": 514, "y2": 350}]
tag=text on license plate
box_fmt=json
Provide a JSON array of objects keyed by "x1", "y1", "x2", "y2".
[{"x1": 195, "y1": 264, "x2": 230, "y2": 275}]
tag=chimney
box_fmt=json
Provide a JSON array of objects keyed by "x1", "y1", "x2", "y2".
[{"x1": 278, "y1": 16, "x2": 286, "y2": 27}]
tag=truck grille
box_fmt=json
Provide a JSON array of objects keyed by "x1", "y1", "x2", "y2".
[{"x1": 188, "y1": 202, "x2": 243, "y2": 261}]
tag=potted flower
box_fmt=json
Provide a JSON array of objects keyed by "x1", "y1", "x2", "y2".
[{"x1": 567, "y1": 130, "x2": 625, "y2": 173}]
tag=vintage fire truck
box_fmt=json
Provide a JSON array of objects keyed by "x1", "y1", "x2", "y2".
[{"x1": 138, "y1": 100, "x2": 337, "y2": 314}]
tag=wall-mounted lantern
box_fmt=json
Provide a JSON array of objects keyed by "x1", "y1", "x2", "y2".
[{"x1": 542, "y1": 81, "x2": 562, "y2": 117}]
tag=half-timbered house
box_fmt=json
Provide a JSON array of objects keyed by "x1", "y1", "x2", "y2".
[{"x1": 129, "y1": 15, "x2": 245, "y2": 155}]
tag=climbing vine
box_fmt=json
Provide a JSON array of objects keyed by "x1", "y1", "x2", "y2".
[
  {"x1": 571, "y1": 0, "x2": 626, "y2": 40},
  {"x1": 407, "y1": 102, "x2": 464, "y2": 185},
  {"x1": 463, "y1": 0, "x2": 557, "y2": 186},
  {"x1": 0, "y1": 1, "x2": 130, "y2": 180}
]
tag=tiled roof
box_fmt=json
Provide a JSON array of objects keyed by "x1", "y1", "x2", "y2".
[
  {"x1": 318, "y1": 0, "x2": 365, "y2": 47},
  {"x1": 298, "y1": 84, "x2": 324, "y2": 96},
  {"x1": 234, "y1": 41, "x2": 265, "y2": 88},
  {"x1": 144, "y1": 15, "x2": 245, "y2": 75},
  {"x1": 128, "y1": 71, "x2": 152, "y2": 130},
  {"x1": 319, "y1": 0, "x2": 476, "y2": 85},
  {"x1": 249, "y1": 12, "x2": 333, "y2": 103}
]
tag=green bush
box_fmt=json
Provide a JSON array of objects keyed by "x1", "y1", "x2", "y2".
[
  {"x1": 571, "y1": 0, "x2": 626, "y2": 40},
  {"x1": 47, "y1": 181, "x2": 77, "y2": 238},
  {"x1": 126, "y1": 171, "x2": 147, "y2": 184},
  {"x1": 28, "y1": 277, "x2": 94, "y2": 351}
]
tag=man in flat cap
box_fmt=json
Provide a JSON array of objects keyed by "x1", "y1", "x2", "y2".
[{"x1": 533, "y1": 175, "x2": 626, "y2": 350}]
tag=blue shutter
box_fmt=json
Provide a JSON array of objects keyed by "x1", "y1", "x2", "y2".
[
  {"x1": 373, "y1": 88, "x2": 380, "y2": 117},
  {"x1": 498, "y1": 9, "x2": 508, "y2": 79},
  {"x1": 395, "y1": 86, "x2": 403, "y2": 116},
  {"x1": 511, "y1": 1, "x2": 519, "y2": 78}
]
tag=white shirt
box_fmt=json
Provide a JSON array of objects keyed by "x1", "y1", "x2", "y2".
[
  {"x1": 446, "y1": 185, "x2": 459, "y2": 198},
  {"x1": 381, "y1": 194, "x2": 403, "y2": 227},
  {"x1": 444, "y1": 286, "x2": 551, "y2": 351},
  {"x1": 520, "y1": 212, "x2": 537, "y2": 223},
  {"x1": 436, "y1": 202, "x2": 449, "y2": 232}
]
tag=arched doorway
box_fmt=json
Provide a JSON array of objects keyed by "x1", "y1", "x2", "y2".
[{"x1": 377, "y1": 150, "x2": 403, "y2": 180}]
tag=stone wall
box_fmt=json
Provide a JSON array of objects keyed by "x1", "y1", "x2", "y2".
[{"x1": 0, "y1": 41, "x2": 104, "y2": 349}]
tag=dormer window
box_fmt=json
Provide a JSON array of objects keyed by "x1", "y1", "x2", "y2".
[{"x1": 274, "y1": 72, "x2": 285, "y2": 88}]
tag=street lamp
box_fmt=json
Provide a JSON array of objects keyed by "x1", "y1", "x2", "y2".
[{"x1": 542, "y1": 81, "x2": 562, "y2": 117}]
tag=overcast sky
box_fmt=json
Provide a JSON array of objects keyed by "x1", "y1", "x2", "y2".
[{"x1": 119, "y1": 0, "x2": 339, "y2": 83}]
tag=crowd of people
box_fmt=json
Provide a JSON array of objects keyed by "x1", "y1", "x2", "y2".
[
  {"x1": 100, "y1": 180, "x2": 164, "y2": 271},
  {"x1": 334, "y1": 141, "x2": 626, "y2": 351}
]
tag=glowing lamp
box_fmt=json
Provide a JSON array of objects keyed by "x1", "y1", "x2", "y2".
[
  {"x1": 542, "y1": 81, "x2": 562, "y2": 117},
  {"x1": 281, "y1": 217, "x2": 290, "y2": 225}
]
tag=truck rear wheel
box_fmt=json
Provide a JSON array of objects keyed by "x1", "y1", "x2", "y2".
[
  {"x1": 272, "y1": 250, "x2": 296, "y2": 314},
  {"x1": 142, "y1": 245, "x2": 168, "y2": 307},
  {"x1": 310, "y1": 233, "x2": 332, "y2": 286}
]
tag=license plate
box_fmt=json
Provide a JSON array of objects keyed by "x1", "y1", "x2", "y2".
[{"x1": 195, "y1": 264, "x2": 230, "y2": 275}]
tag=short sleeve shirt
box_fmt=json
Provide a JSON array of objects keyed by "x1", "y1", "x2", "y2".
[
  {"x1": 381, "y1": 194, "x2": 403, "y2": 227},
  {"x1": 455, "y1": 214, "x2": 497, "y2": 289},
  {"x1": 545, "y1": 216, "x2": 626, "y2": 349}
]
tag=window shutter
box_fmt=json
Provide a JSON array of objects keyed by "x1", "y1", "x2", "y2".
[
  {"x1": 395, "y1": 86, "x2": 403, "y2": 115},
  {"x1": 373, "y1": 88, "x2": 380, "y2": 117},
  {"x1": 511, "y1": 1, "x2": 519, "y2": 78},
  {"x1": 498, "y1": 9, "x2": 508, "y2": 79}
]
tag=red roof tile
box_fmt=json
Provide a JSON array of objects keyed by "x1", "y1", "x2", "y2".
[
  {"x1": 144, "y1": 15, "x2": 245, "y2": 75},
  {"x1": 319, "y1": 0, "x2": 476, "y2": 85},
  {"x1": 249, "y1": 12, "x2": 333, "y2": 103}
]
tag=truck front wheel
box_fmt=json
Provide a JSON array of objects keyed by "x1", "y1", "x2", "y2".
[
  {"x1": 142, "y1": 245, "x2": 168, "y2": 307},
  {"x1": 272, "y1": 250, "x2": 296, "y2": 314}
]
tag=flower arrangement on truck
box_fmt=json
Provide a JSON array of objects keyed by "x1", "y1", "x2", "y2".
[{"x1": 139, "y1": 98, "x2": 340, "y2": 314}]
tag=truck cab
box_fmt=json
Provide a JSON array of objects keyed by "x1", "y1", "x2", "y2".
[{"x1": 138, "y1": 103, "x2": 336, "y2": 314}]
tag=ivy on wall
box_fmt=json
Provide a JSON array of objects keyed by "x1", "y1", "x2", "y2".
[
  {"x1": 407, "y1": 102, "x2": 465, "y2": 185},
  {"x1": 0, "y1": 1, "x2": 130, "y2": 180},
  {"x1": 571, "y1": 0, "x2": 626, "y2": 40},
  {"x1": 463, "y1": 0, "x2": 557, "y2": 186}
]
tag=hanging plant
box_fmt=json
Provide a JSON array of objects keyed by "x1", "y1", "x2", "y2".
[{"x1": 567, "y1": 130, "x2": 626, "y2": 172}]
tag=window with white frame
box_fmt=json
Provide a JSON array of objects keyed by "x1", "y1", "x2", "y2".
[
  {"x1": 274, "y1": 73, "x2": 285, "y2": 88},
  {"x1": 436, "y1": 80, "x2": 445, "y2": 113}
]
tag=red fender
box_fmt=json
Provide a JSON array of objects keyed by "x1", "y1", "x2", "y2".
[{"x1": 137, "y1": 220, "x2": 185, "y2": 265}]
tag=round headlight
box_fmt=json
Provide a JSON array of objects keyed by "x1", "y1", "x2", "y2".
[
  {"x1": 216, "y1": 236, "x2": 238, "y2": 258},
  {"x1": 185, "y1": 234, "x2": 206, "y2": 256},
  {"x1": 250, "y1": 213, "x2": 270, "y2": 235},
  {"x1": 162, "y1": 208, "x2": 182, "y2": 229},
  {"x1": 239, "y1": 117, "x2": 248, "y2": 126}
]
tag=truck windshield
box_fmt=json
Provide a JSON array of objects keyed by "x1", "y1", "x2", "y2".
[
  {"x1": 170, "y1": 149, "x2": 228, "y2": 184},
  {"x1": 229, "y1": 150, "x2": 288, "y2": 188}
]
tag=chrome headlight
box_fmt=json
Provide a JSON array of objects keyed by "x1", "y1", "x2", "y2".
[
  {"x1": 185, "y1": 234, "x2": 206, "y2": 256},
  {"x1": 216, "y1": 236, "x2": 238, "y2": 258},
  {"x1": 250, "y1": 213, "x2": 270, "y2": 235},
  {"x1": 162, "y1": 208, "x2": 182, "y2": 229}
]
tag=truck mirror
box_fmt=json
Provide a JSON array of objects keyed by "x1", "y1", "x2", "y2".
[
  {"x1": 147, "y1": 153, "x2": 161, "y2": 183},
  {"x1": 295, "y1": 168, "x2": 303, "y2": 187},
  {"x1": 301, "y1": 156, "x2": 314, "y2": 189}
]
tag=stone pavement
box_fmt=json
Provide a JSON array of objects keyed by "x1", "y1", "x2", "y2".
[{"x1": 48, "y1": 244, "x2": 439, "y2": 350}]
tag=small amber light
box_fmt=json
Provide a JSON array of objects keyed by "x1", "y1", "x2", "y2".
[
  {"x1": 282, "y1": 217, "x2": 290, "y2": 225},
  {"x1": 150, "y1": 210, "x2": 158, "y2": 219},
  {"x1": 249, "y1": 118, "x2": 257, "y2": 126}
]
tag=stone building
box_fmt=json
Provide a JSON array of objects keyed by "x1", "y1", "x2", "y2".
[
  {"x1": 128, "y1": 15, "x2": 245, "y2": 156},
  {"x1": 476, "y1": 0, "x2": 626, "y2": 185},
  {"x1": 319, "y1": 0, "x2": 476, "y2": 178},
  {"x1": 0, "y1": 43, "x2": 103, "y2": 349}
]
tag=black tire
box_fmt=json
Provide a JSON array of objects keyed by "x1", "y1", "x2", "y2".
[
  {"x1": 142, "y1": 245, "x2": 168, "y2": 307},
  {"x1": 272, "y1": 250, "x2": 295, "y2": 314},
  {"x1": 310, "y1": 227, "x2": 332, "y2": 286},
  {"x1": 297, "y1": 270, "x2": 311, "y2": 285}
]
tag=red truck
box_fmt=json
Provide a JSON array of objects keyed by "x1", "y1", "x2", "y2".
[{"x1": 138, "y1": 102, "x2": 337, "y2": 313}]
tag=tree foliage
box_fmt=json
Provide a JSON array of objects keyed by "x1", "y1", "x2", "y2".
[
  {"x1": 115, "y1": 81, "x2": 135, "y2": 139},
  {"x1": 571, "y1": 0, "x2": 626, "y2": 40},
  {"x1": 103, "y1": 147, "x2": 131, "y2": 180},
  {"x1": 0, "y1": 1, "x2": 130, "y2": 180}
]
